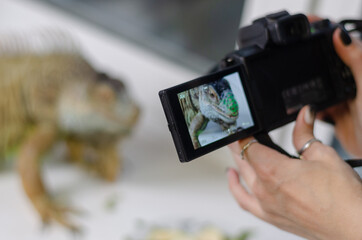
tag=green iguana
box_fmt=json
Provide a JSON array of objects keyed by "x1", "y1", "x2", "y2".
[
  {"x1": 0, "y1": 30, "x2": 140, "y2": 230},
  {"x1": 179, "y1": 78, "x2": 239, "y2": 148}
]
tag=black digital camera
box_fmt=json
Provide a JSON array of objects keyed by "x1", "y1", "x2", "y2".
[{"x1": 159, "y1": 11, "x2": 357, "y2": 162}]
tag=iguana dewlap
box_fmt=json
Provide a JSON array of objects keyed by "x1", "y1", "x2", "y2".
[{"x1": 0, "y1": 31, "x2": 140, "y2": 230}]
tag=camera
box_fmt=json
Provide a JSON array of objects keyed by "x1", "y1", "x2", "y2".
[{"x1": 159, "y1": 11, "x2": 357, "y2": 162}]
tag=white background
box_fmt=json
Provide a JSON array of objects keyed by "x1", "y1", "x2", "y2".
[{"x1": 0, "y1": 0, "x2": 360, "y2": 240}]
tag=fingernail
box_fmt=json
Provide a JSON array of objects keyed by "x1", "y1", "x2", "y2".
[
  {"x1": 339, "y1": 26, "x2": 352, "y2": 46},
  {"x1": 304, "y1": 106, "x2": 315, "y2": 125},
  {"x1": 226, "y1": 168, "x2": 233, "y2": 178}
]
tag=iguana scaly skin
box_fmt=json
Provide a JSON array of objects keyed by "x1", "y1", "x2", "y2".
[
  {"x1": 0, "y1": 31, "x2": 140, "y2": 230},
  {"x1": 179, "y1": 78, "x2": 238, "y2": 148}
]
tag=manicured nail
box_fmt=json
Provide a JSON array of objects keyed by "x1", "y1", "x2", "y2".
[
  {"x1": 339, "y1": 26, "x2": 352, "y2": 46},
  {"x1": 226, "y1": 168, "x2": 233, "y2": 178},
  {"x1": 304, "y1": 106, "x2": 315, "y2": 125}
]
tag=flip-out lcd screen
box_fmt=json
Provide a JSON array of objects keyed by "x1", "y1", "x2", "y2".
[{"x1": 177, "y1": 72, "x2": 254, "y2": 149}]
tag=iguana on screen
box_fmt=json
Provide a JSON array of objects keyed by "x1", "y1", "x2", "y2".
[
  {"x1": 0, "y1": 30, "x2": 140, "y2": 230},
  {"x1": 179, "y1": 78, "x2": 238, "y2": 148}
]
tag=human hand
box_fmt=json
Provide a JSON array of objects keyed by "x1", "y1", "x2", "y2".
[
  {"x1": 227, "y1": 106, "x2": 362, "y2": 240},
  {"x1": 317, "y1": 26, "x2": 362, "y2": 157}
]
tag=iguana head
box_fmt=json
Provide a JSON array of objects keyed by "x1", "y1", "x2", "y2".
[
  {"x1": 58, "y1": 72, "x2": 140, "y2": 140},
  {"x1": 199, "y1": 78, "x2": 238, "y2": 125}
]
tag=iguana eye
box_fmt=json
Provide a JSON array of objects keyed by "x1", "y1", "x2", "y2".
[{"x1": 209, "y1": 89, "x2": 218, "y2": 101}]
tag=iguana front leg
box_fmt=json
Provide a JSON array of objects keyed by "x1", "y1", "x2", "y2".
[
  {"x1": 93, "y1": 143, "x2": 120, "y2": 182},
  {"x1": 188, "y1": 112, "x2": 207, "y2": 149},
  {"x1": 17, "y1": 124, "x2": 79, "y2": 231},
  {"x1": 66, "y1": 139, "x2": 120, "y2": 181},
  {"x1": 65, "y1": 138, "x2": 84, "y2": 164}
]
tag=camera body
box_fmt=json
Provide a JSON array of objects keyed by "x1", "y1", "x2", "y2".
[{"x1": 159, "y1": 11, "x2": 356, "y2": 162}]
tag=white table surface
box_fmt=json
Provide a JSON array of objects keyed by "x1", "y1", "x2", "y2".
[{"x1": 0, "y1": 1, "x2": 311, "y2": 239}]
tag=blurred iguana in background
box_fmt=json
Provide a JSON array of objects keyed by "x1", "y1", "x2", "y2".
[{"x1": 0, "y1": 30, "x2": 140, "y2": 230}]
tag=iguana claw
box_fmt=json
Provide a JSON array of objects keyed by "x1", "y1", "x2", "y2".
[{"x1": 36, "y1": 195, "x2": 82, "y2": 232}]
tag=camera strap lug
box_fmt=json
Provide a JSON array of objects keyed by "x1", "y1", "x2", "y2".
[{"x1": 340, "y1": 19, "x2": 362, "y2": 40}]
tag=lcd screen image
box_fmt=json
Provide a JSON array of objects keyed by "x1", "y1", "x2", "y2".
[{"x1": 178, "y1": 72, "x2": 254, "y2": 149}]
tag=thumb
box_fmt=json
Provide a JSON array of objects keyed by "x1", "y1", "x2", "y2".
[
  {"x1": 333, "y1": 28, "x2": 362, "y2": 79},
  {"x1": 293, "y1": 106, "x2": 318, "y2": 158}
]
